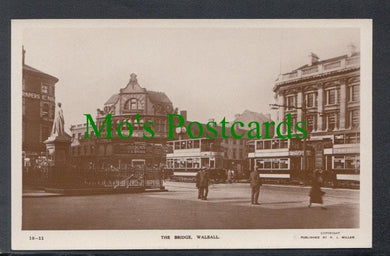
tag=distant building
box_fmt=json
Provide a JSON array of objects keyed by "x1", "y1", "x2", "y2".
[
  {"x1": 70, "y1": 73, "x2": 175, "y2": 170},
  {"x1": 22, "y1": 47, "x2": 59, "y2": 164},
  {"x1": 249, "y1": 44, "x2": 360, "y2": 184}
]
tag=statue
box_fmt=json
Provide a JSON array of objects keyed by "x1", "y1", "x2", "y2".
[{"x1": 50, "y1": 102, "x2": 65, "y2": 137}]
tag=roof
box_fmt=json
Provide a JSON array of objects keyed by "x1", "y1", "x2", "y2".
[
  {"x1": 293, "y1": 53, "x2": 360, "y2": 72},
  {"x1": 104, "y1": 94, "x2": 120, "y2": 105},
  {"x1": 23, "y1": 64, "x2": 59, "y2": 82},
  {"x1": 234, "y1": 110, "x2": 272, "y2": 127},
  {"x1": 147, "y1": 90, "x2": 172, "y2": 105}
]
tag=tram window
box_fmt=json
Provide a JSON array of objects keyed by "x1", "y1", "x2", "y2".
[
  {"x1": 334, "y1": 134, "x2": 345, "y2": 144},
  {"x1": 174, "y1": 159, "x2": 180, "y2": 168},
  {"x1": 280, "y1": 159, "x2": 288, "y2": 169},
  {"x1": 346, "y1": 133, "x2": 360, "y2": 144},
  {"x1": 264, "y1": 160, "x2": 272, "y2": 169},
  {"x1": 193, "y1": 140, "x2": 200, "y2": 148},
  {"x1": 174, "y1": 141, "x2": 180, "y2": 150},
  {"x1": 187, "y1": 140, "x2": 193, "y2": 149},
  {"x1": 272, "y1": 140, "x2": 280, "y2": 149},
  {"x1": 333, "y1": 157, "x2": 344, "y2": 169},
  {"x1": 263, "y1": 140, "x2": 271, "y2": 149},
  {"x1": 280, "y1": 140, "x2": 288, "y2": 148},
  {"x1": 181, "y1": 141, "x2": 187, "y2": 149},
  {"x1": 256, "y1": 141, "x2": 263, "y2": 150},
  {"x1": 187, "y1": 158, "x2": 193, "y2": 168},
  {"x1": 179, "y1": 160, "x2": 185, "y2": 168},
  {"x1": 193, "y1": 158, "x2": 200, "y2": 168},
  {"x1": 272, "y1": 159, "x2": 279, "y2": 169}
]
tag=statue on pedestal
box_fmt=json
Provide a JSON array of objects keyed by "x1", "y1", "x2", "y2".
[
  {"x1": 50, "y1": 102, "x2": 65, "y2": 137},
  {"x1": 44, "y1": 102, "x2": 71, "y2": 187}
]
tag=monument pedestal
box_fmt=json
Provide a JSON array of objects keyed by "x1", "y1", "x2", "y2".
[{"x1": 44, "y1": 133, "x2": 71, "y2": 187}]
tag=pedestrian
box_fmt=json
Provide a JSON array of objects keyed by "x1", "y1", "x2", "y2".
[
  {"x1": 309, "y1": 170, "x2": 326, "y2": 209},
  {"x1": 196, "y1": 169, "x2": 202, "y2": 199},
  {"x1": 198, "y1": 167, "x2": 209, "y2": 200},
  {"x1": 227, "y1": 169, "x2": 232, "y2": 183},
  {"x1": 249, "y1": 169, "x2": 262, "y2": 205}
]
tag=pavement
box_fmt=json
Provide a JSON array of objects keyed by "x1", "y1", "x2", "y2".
[{"x1": 22, "y1": 181, "x2": 359, "y2": 230}]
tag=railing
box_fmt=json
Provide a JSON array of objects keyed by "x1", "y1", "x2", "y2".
[
  {"x1": 23, "y1": 166, "x2": 163, "y2": 190},
  {"x1": 277, "y1": 56, "x2": 360, "y2": 84}
]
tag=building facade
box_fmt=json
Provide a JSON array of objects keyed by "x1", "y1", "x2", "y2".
[
  {"x1": 249, "y1": 45, "x2": 360, "y2": 184},
  {"x1": 70, "y1": 73, "x2": 175, "y2": 170},
  {"x1": 22, "y1": 48, "x2": 59, "y2": 166}
]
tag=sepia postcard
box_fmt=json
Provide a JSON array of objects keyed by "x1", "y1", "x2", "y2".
[{"x1": 11, "y1": 19, "x2": 372, "y2": 250}]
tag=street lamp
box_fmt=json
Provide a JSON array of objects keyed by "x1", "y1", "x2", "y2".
[{"x1": 269, "y1": 103, "x2": 322, "y2": 185}]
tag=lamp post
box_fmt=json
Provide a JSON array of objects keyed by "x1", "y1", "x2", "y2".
[{"x1": 269, "y1": 103, "x2": 322, "y2": 185}]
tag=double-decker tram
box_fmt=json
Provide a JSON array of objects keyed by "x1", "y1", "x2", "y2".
[
  {"x1": 165, "y1": 138, "x2": 225, "y2": 182},
  {"x1": 248, "y1": 138, "x2": 311, "y2": 183}
]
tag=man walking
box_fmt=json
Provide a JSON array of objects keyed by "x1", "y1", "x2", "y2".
[
  {"x1": 198, "y1": 167, "x2": 209, "y2": 200},
  {"x1": 196, "y1": 169, "x2": 202, "y2": 199},
  {"x1": 250, "y1": 169, "x2": 262, "y2": 205}
]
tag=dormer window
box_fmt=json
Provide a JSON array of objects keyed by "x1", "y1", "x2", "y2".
[
  {"x1": 124, "y1": 98, "x2": 140, "y2": 110},
  {"x1": 123, "y1": 96, "x2": 145, "y2": 111}
]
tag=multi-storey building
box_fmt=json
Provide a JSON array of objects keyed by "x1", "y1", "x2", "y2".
[
  {"x1": 249, "y1": 44, "x2": 360, "y2": 184},
  {"x1": 22, "y1": 48, "x2": 59, "y2": 165},
  {"x1": 70, "y1": 73, "x2": 175, "y2": 170}
]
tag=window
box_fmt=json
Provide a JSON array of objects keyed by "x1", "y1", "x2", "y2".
[
  {"x1": 345, "y1": 133, "x2": 360, "y2": 144},
  {"x1": 174, "y1": 141, "x2": 180, "y2": 150},
  {"x1": 256, "y1": 141, "x2": 263, "y2": 150},
  {"x1": 187, "y1": 140, "x2": 193, "y2": 149},
  {"x1": 187, "y1": 158, "x2": 193, "y2": 168},
  {"x1": 280, "y1": 159, "x2": 288, "y2": 169},
  {"x1": 181, "y1": 141, "x2": 187, "y2": 149},
  {"x1": 280, "y1": 140, "x2": 288, "y2": 148},
  {"x1": 272, "y1": 159, "x2": 279, "y2": 169},
  {"x1": 333, "y1": 156, "x2": 344, "y2": 169},
  {"x1": 41, "y1": 103, "x2": 49, "y2": 118},
  {"x1": 193, "y1": 140, "x2": 200, "y2": 148},
  {"x1": 348, "y1": 85, "x2": 360, "y2": 102},
  {"x1": 286, "y1": 95, "x2": 296, "y2": 110},
  {"x1": 124, "y1": 98, "x2": 139, "y2": 110},
  {"x1": 333, "y1": 155, "x2": 360, "y2": 170},
  {"x1": 334, "y1": 134, "x2": 345, "y2": 144},
  {"x1": 272, "y1": 140, "x2": 279, "y2": 149},
  {"x1": 256, "y1": 158, "x2": 289, "y2": 170},
  {"x1": 306, "y1": 115, "x2": 316, "y2": 132},
  {"x1": 41, "y1": 126, "x2": 49, "y2": 142},
  {"x1": 326, "y1": 89, "x2": 337, "y2": 105},
  {"x1": 263, "y1": 140, "x2": 271, "y2": 149},
  {"x1": 326, "y1": 113, "x2": 338, "y2": 131},
  {"x1": 349, "y1": 109, "x2": 359, "y2": 128},
  {"x1": 41, "y1": 84, "x2": 48, "y2": 94},
  {"x1": 305, "y1": 92, "x2": 317, "y2": 108}
]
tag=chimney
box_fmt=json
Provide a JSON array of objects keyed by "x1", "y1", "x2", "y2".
[
  {"x1": 22, "y1": 46, "x2": 26, "y2": 65},
  {"x1": 347, "y1": 43, "x2": 356, "y2": 57},
  {"x1": 180, "y1": 110, "x2": 187, "y2": 121},
  {"x1": 308, "y1": 52, "x2": 319, "y2": 66}
]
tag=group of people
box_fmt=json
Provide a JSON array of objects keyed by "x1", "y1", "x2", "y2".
[
  {"x1": 195, "y1": 167, "x2": 326, "y2": 208},
  {"x1": 195, "y1": 167, "x2": 209, "y2": 200}
]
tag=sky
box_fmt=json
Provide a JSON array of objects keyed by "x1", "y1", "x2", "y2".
[{"x1": 22, "y1": 24, "x2": 360, "y2": 130}]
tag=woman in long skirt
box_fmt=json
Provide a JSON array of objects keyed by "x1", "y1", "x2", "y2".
[{"x1": 309, "y1": 171, "x2": 326, "y2": 209}]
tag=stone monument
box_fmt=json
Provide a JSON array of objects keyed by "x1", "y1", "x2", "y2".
[{"x1": 44, "y1": 102, "x2": 71, "y2": 186}]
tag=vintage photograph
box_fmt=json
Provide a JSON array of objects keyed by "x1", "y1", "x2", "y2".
[{"x1": 11, "y1": 19, "x2": 372, "y2": 249}]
